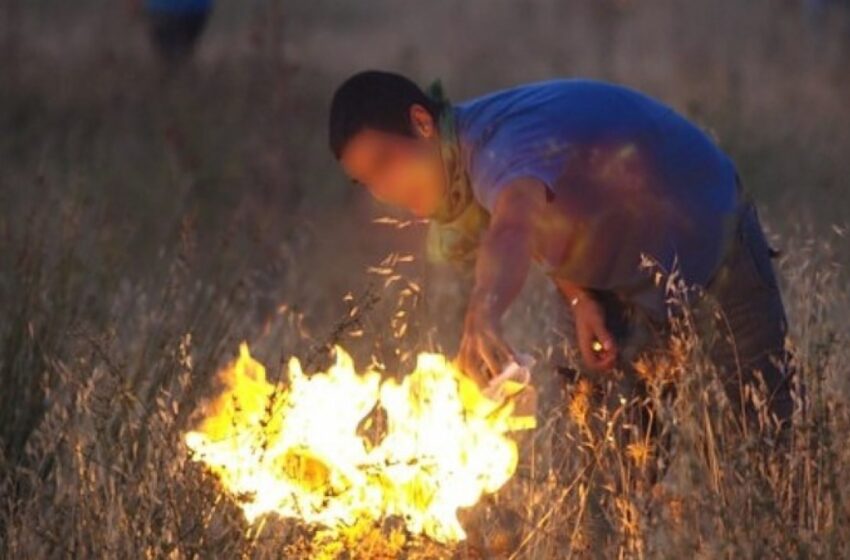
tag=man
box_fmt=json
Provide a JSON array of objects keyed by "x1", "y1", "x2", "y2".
[{"x1": 327, "y1": 70, "x2": 794, "y2": 426}]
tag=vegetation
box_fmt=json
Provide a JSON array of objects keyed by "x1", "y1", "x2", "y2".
[{"x1": 1, "y1": 1, "x2": 848, "y2": 557}]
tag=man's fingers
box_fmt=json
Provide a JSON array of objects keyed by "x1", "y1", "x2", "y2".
[
  {"x1": 461, "y1": 335, "x2": 511, "y2": 381},
  {"x1": 580, "y1": 333, "x2": 617, "y2": 371},
  {"x1": 587, "y1": 318, "x2": 617, "y2": 365},
  {"x1": 458, "y1": 321, "x2": 514, "y2": 385},
  {"x1": 458, "y1": 337, "x2": 488, "y2": 386},
  {"x1": 479, "y1": 334, "x2": 515, "y2": 379},
  {"x1": 457, "y1": 339, "x2": 475, "y2": 375},
  {"x1": 477, "y1": 339, "x2": 500, "y2": 379},
  {"x1": 590, "y1": 342, "x2": 616, "y2": 370},
  {"x1": 595, "y1": 348, "x2": 616, "y2": 369},
  {"x1": 597, "y1": 328, "x2": 616, "y2": 353},
  {"x1": 460, "y1": 350, "x2": 479, "y2": 378},
  {"x1": 583, "y1": 347, "x2": 607, "y2": 371},
  {"x1": 577, "y1": 327, "x2": 599, "y2": 369}
]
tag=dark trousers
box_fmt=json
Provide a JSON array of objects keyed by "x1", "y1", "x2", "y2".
[
  {"x1": 561, "y1": 198, "x2": 795, "y2": 432},
  {"x1": 147, "y1": 10, "x2": 210, "y2": 65},
  {"x1": 697, "y1": 200, "x2": 795, "y2": 424}
]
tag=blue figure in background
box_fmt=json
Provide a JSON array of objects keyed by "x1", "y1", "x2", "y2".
[{"x1": 145, "y1": 0, "x2": 213, "y2": 65}]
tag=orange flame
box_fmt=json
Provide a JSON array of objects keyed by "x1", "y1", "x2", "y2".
[{"x1": 184, "y1": 343, "x2": 535, "y2": 543}]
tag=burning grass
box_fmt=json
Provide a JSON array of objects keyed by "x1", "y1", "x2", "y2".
[
  {"x1": 183, "y1": 343, "x2": 534, "y2": 543},
  {"x1": 1, "y1": 196, "x2": 848, "y2": 558}
]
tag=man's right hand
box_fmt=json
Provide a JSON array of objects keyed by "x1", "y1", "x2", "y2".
[
  {"x1": 457, "y1": 306, "x2": 514, "y2": 388},
  {"x1": 572, "y1": 296, "x2": 618, "y2": 371}
]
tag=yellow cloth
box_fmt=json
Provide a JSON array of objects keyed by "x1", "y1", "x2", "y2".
[{"x1": 425, "y1": 80, "x2": 490, "y2": 267}]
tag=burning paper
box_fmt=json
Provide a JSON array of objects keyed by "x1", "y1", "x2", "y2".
[{"x1": 184, "y1": 344, "x2": 536, "y2": 543}]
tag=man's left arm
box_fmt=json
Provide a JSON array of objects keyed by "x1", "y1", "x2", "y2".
[{"x1": 457, "y1": 177, "x2": 548, "y2": 383}]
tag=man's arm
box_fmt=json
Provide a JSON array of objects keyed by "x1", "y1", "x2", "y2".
[
  {"x1": 552, "y1": 277, "x2": 617, "y2": 371},
  {"x1": 456, "y1": 176, "x2": 618, "y2": 381},
  {"x1": 457, "y1": 177, "x2": 547, "y2": 382}
]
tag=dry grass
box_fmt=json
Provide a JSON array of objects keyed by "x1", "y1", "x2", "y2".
[
  {"x1": 2, "y1": 0, "x2": 850, "y2": 557},
  {"x1": 1, "y1": 194, "x2": 847, "y2": 559}
]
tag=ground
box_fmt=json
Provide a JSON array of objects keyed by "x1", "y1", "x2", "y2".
[{"x1": 1, "y1": 0, "x2": 849, "y2": 557}]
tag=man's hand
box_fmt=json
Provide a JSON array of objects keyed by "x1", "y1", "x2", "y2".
[
  {"x1": 458, "y1": 305, "x2": 515, "y2": 387},
  {"x1": 454, "y1": 177, "x2": 549, "y2": 386},
  {"x1": 572, "y1": 296, "x2": 617, "y2": 371}
]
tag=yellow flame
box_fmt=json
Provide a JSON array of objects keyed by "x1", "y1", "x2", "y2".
[{"x1": 184, "y1": 343, "x2": 535, "y2": 543}]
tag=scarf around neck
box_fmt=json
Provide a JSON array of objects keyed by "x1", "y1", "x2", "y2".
[{"x1": 424, "y1": 80, "x2": 490, "y2": 266}]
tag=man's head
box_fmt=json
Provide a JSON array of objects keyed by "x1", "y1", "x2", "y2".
[{"x1": 329, "y1": 70, "x2": 447, "y2": 217}]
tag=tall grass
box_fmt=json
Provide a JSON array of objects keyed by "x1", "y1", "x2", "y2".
[
  {"x1": 1, "y1": 188, "x2": 847, "y2": 558},
  {"x1": 2, "y1": 0, "x2": 849, "y2": 557}
]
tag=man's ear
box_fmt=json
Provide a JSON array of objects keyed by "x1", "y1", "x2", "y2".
[{"x1": 409, "y1": 104, "x2": 436, "y2": 139}]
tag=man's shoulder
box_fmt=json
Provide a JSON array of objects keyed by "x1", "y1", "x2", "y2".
[
  {"x1": 454, "y1": 78, "x2": 663, "y2": 145},
  {"x1": 459, "y1": 77, "x2": 620, "y2": 99},
  {"x1": 456, "y1": 78, "x2": 648, "y2": 113}
]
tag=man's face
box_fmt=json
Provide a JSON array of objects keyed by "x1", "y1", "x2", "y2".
[{"x1": 340, "y1": 105, "x2": 445, "y2": 218}]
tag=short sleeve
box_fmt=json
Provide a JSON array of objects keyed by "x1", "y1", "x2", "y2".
[{"x1": 467, "y1": 118, "x2": 570, "y2": 212}]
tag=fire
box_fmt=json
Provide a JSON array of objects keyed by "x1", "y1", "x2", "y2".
[{"x1": 184, "y1": 343, "x2": 535, "y2": 543}]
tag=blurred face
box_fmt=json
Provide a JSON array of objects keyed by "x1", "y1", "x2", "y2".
[{"x1": 339, "y1": 104, "x2": 446, "y2": 218}]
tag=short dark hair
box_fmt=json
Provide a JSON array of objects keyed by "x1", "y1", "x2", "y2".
[{"x1": 328, "y1": 70, "x2": 441, "y2": 160}]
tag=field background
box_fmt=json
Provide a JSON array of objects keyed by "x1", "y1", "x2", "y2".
[{"x1": 2, "y1": 1, "x2": 849, "y2": 558}]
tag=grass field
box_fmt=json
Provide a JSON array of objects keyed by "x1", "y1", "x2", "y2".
[{"x1": 2, "y1": 1, "x2": 849, "y2": 557}]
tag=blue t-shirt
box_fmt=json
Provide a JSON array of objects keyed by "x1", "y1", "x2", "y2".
[
  {"x1": 453, "y1": 79, "x2": 739, "y2": 319},
  {"x1": 146, "y1": 0, "x2": 212, "y2": 14}
]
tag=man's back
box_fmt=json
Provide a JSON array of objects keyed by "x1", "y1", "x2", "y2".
[{"x1": 454, "y1": 79, "x2": 739, "y2": 317}]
